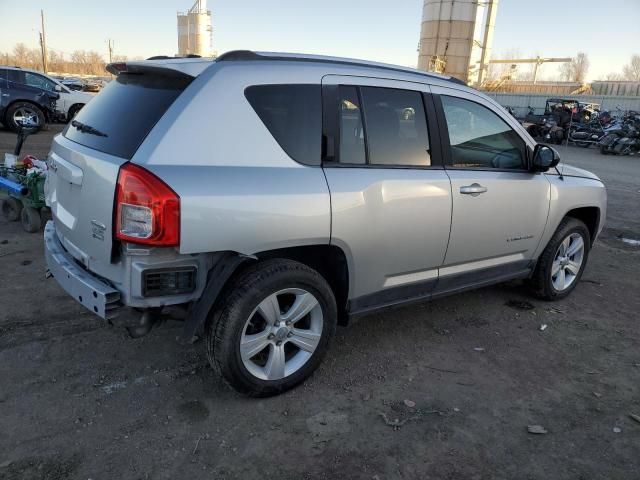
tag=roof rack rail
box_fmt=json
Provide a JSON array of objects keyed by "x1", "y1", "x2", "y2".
[
  {"x1": 216, "y1": 50, "x2": 467, "y2": 86},
  {"x1": 146, "y1": 54, "x2": 203, "y2": 60}
]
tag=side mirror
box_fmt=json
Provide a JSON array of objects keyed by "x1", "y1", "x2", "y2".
[
  {"x1": 531, "y1": 144, "x2": 560, "y2": 172},
  {"x1": 54, "y1": 84, "x2": 62, "y2": 92}
]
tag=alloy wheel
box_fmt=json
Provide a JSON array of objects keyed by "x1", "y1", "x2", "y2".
[
  {"x1": 240, "y1": 288, "x2": 323, "y2": 381},
  {"x1": 551, "y1": 233, "x2": 585, "y2": 291},
  {"x1": 13, "y1": 107, "x2": 40, "y2": 127}
]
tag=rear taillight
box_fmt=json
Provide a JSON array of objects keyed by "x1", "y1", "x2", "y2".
[{"x1": 115, "y1": 163, "x2": 179, "y2": 246}]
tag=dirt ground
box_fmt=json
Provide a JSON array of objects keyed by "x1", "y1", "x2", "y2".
[{"x1": 1, "y1": 125, "x2": 639, "y2": 480}]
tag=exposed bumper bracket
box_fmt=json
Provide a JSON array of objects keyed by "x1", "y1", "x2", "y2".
[{"x1": 44, "y1": 221, "x2": 121, "y2": 319}]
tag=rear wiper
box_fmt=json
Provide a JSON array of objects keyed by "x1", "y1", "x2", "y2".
[{"x1": 71, "y1": 120, "x2": 108, "y2": 137}]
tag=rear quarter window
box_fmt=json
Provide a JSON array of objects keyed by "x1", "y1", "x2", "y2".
[
  {"x1": 63, "y1": 72, "x2": 192, "y2": 159},
  {"x1": 245, "y1": 84, "x2": 321, "y2": 166}
]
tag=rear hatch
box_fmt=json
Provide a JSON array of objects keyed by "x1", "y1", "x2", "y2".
[{"x1": 46, "y1": 65, "x2": 194, "y2": 276}]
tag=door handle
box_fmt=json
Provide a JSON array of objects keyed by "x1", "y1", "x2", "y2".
[{"x1": 460, "y1": 183, "x2": 488, "y2": 196}]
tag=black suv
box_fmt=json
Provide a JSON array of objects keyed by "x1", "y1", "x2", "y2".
[{"x1": 0, "y1": 67, "x2": 59, "y2": 132}]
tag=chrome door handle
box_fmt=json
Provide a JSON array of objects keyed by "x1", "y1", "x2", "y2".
[{"x1": 460, "y1": 183, "x2": 488, "y2": 196}]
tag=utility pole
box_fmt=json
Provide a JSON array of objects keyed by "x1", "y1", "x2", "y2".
[
  {"x1": 39, "y1": 9, "x2": 48, "y2": 73},
  {"x1": 108, "y1": 39, "x2": 114, "y2": 64}
]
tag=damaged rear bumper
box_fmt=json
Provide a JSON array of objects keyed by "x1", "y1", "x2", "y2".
[{"x1": 44, "y1": 221, "x2": 121, "y2": 319}]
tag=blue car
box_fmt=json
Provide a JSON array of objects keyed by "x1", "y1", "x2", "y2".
[{"x1": 0, "y1": 66, "x2": 59, "y2": 132}]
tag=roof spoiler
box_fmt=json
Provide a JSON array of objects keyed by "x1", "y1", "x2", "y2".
[{"x1": 105, "y1": 62, "x2": 195, "y2": 79}]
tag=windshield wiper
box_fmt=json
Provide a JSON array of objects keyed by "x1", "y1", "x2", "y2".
[{"x1": 71, "y1": 120, "x2": 108, "y2": 137}]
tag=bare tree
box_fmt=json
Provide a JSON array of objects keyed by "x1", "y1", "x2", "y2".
[
  {"x1": 605, "y1": 72, "x2": 624, "y2": 81},
  {"x1": 2, "y1": 42, "x2": 123, "y2": 76},
  {"x1": 559, "y1": 52, "x2": 590, "y2": 82},
  {"x1": 47, "y1": 50, "x2": 63, "y2": 73},
  {"x1": 622, "y1": 54, "x2": 640, "y2": 81}
]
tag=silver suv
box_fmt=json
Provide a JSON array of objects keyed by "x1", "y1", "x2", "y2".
[{"x1": 44, "y1": 51, "x2": 607, "y2": 396}]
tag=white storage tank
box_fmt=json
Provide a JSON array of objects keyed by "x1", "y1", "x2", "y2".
[
  {"x1": 417, "y1": 0, "x2": 498, "y2": 85},
  {"x1": 177, "y1": 0, "x2": 214, "y2": 57}
]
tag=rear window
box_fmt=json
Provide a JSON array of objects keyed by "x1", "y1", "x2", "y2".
[
  {"x1": 63, "y1": 72, "x2": 192, "y2": 159},
  {"x1": 245, "y1": 84, "x2": 321, "y2": 166}
]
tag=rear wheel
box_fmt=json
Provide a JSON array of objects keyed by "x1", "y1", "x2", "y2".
[
  {"x1": 530, "y1": 218, "x2": 590, "y2": 300},
  {"x1": 2, "y1": 198, "x2": 23, "y2": 221},
  {"x1": 206, "y1": 259, "x2": 337, "y2": 397},
  {"x1": 6, "y1": 102, "x2": 45, "y2": 132},
  {"x1": 20, "y1": 207, "x2": 41, "y2": 233}
]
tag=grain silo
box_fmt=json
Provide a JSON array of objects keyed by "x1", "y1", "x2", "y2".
[
  {"x1": 417, "y1": 0, "x2": 499, "y2": 85},
  {"x1": 177, "y1": 0, "x2": 214, "y2": 57}
]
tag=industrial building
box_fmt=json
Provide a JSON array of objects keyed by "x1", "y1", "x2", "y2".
[
  {"x1": 417, "y1": 0, "x2": 498, "y2": 86},
  {"x1": 177, "y1": 0, "x2": 214, "y2": 57}
]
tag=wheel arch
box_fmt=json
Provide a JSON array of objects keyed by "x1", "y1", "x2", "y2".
[
  {"x1": 564, "y1": 206, "x2": 600, "y2": 247},
  {"x1": 252, "y1": 244, "x2": 350, "y2": 324},
  {"x1": 68, "y1": 102, "x2": 85, "y2": 114},
  {"x1": 182, "y1": 244, "x2": 351, "y2": 340}
]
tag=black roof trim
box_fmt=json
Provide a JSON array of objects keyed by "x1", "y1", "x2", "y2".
[
  {"x1": 216, "y1": 50, "x2": 467, "y2": 86},
  {"x1": 146, "y1": 54, "x2": 203, "y2": 60}
]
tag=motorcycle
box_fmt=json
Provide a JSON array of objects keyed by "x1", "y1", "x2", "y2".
[
  {"x1": 598, "y1": 116, "x2": 640, "y2": 155},
  {"x1": 540, "y1": 119, "x2": 565, "y2": 145},
  {"x1": 570, "y1": 112, "x2": 620, "y2": 148}
]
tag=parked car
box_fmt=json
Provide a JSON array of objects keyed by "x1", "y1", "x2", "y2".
[
  {"x1": 44, "y1": 52, "x2": 607, "y2": 397},
  {"x1": 0, "y1": 66, "x2": 94, "y2": 124},
  {"x1": 0, "y1": 68, "x2": 59, "y2": 131}
]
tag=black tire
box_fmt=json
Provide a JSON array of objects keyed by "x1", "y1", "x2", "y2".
[
  {"x1": 600, "y1": 146, "x2": 609, "y2": 155},
  {"x1": 206, "y1": 259, "x2": 337, "y2": 397},
  {"x1": 5, "y1": 102, "x2": 45, "y2": 132},
  {"x1": 529, "y1": 218, "x2": 590, "y2": 300},
  {"x1": 2, "y1": 198, "x2": 23, "y2": 221},
  {"x1": 526, "y1": 125, "x2": 540, "y2": 138},
  {"x1": 20, "y1": 207, "x2": 41, "y2": 233},
  {"x1": 67, "y1": 104, "x2": 84, "y2": 122}
]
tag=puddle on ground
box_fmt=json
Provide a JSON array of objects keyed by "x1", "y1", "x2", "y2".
[{"x1": 619, "y1": 237, "x2": 640, "y2": 246}]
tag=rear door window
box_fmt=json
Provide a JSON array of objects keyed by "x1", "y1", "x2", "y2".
[
  {"x1": 338, "y1": 85, "x2": 366, "y2": 165},
  {"x1": 245, "y1": 84, "x2": 321, "y2": 166},
  {"x1": 7, "y1": 70, "x2": 26, "y2": 85},
  {"x1": 360, "y1": 87, "x2": 430, "y2": 166},
  {"x1": 334, "y1": 85, "x2": 431, "y2": 167},
  {"x1": 63, "y1": 72, "x2": 192, "y2": 159}
]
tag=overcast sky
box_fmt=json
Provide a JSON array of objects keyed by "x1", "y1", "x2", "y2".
[{"x1": 1, "y1": 0, "x2": 638, "y2": 81}]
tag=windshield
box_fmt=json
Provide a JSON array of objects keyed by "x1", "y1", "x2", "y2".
[{"x1": 63, "y1": 72, "x2": 192, "y2": 159}]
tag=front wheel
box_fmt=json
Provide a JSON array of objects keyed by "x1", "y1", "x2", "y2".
[
  {"x1": 206, "y1": 259, "x2": 337, "y2": 397},
  {"x1": 530, "y1": 218, "x2": 590, "y2": 300}
]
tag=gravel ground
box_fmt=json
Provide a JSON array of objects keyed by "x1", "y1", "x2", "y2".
[{"x1": 1, "y1": 126, "x2": 639, "y2": 480}]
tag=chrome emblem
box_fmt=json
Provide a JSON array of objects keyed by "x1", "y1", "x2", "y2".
[{"x1": 91, "y1": 220, "x2": 106, "y2": 241}]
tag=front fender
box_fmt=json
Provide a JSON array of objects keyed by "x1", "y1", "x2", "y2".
[{"x1": 534, "y1": 173, "x2": 607, "y2": 258}]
